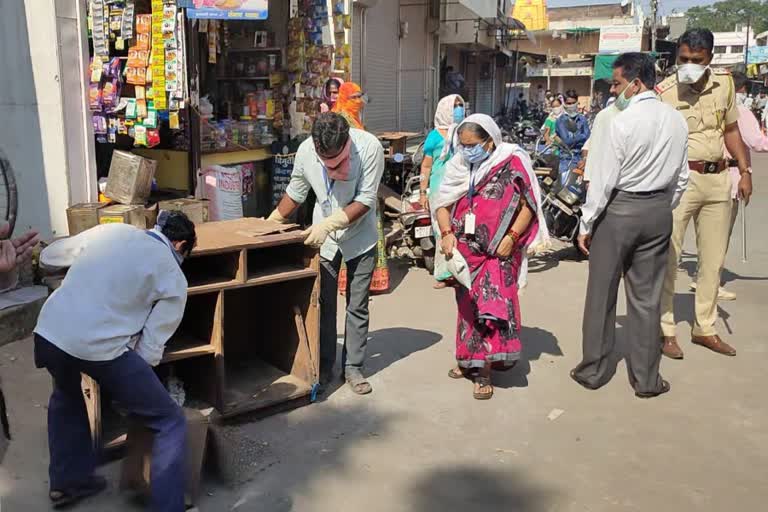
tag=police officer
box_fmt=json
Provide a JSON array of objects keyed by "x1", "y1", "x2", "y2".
[{"x1": 656, "y1": 28, "x2": 753, "y2": 359}]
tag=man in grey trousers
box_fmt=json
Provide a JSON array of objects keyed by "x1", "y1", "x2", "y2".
[
  {"x1": 571, "y1": 53, "x2": 689, "y2": 398},
  {"x1": 268, "y1": 113, "x2": 384, "y2": 395}
]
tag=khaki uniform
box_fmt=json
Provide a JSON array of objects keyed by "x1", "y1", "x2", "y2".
[{"x1": 657, "y1": 70, "x2": 738, "y2": 337}]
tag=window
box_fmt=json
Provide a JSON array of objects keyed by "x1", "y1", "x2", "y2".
[
  {"x1": 732, "y1": 45, "x2": 744, "y2": 54},
  {"x1": 714, "y1": 46, "x2": 727, "y2": 54}
]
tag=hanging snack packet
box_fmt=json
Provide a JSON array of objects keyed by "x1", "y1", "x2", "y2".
[
  {"x1": 137, "y1": 98, "x2": 148, "y2": 118},
  {"x1": 144, "y1": 104, "x2": 158, "y2": 128},
  {"x1": 134, "y1": 125, "x2": 148, "y2": 146},
  {"x1": 169, "y1": 110, "x2": 180, "y2": 130},
  {"x1": 125, "y1": 98, "x2": 137, "y2": 119},
  {"x1": 147, "y1": 129, "x2": 161, "y2": 148},
  {"x1": 136, "y1": 14, "x2": 151, "y2": 34},
  {"x1": 102, "y1": 78, "x2": 120, "y2": 109},
  {"x1": 89, "y1": 83, "x2": 103, "y2": 111},
  {"x1": 92, "y1": 114, "x2": 108, "y2": 135}
]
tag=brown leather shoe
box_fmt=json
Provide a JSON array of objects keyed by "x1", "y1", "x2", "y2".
[
  {"x1": 662, "y1": 336, "x2": 684, "y2": 359},
  {"x1": 692, "y1": 335, "x2": 736, "y2": 356}
]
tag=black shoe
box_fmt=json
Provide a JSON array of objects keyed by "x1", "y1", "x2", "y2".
[
  {"x1": 635, "y1": 380, "x2": 671, "y2": 399},
  {"x1": 50, "y1": 475, "x2": 107, "y2": 509}
]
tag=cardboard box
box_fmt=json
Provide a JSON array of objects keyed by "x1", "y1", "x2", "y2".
[
  {"x1": 158, "y1": 198, "x2": 209, "y2": 224},
  {"x1": 144, "y1": 203, "x2": 159, "y2": 229},
  {"x1": 105, "y1": 150, "x2": 158, "y2": 205},
  {"x1": 66, "y1": 203, "x2": 107, "y2": 235},
  {"x1": 98, "y1": 204, "x2": 147, "y2": 228}
]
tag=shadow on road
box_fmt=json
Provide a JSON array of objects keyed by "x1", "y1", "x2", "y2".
[
  {"x1": 408, "y1": 465, "x2": 557, "y2": 512},
  {"x1": 493, "y1": 326, "x2": 563, "y2": 389}
]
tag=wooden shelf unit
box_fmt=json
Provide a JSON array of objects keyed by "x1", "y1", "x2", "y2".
[{"x1": 84, "y1": 219, "x2": 320, "y2": 452}]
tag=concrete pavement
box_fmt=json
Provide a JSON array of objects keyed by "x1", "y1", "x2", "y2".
[{"x1": 1, "y1": 164, "x2": 767, "y2": 511}]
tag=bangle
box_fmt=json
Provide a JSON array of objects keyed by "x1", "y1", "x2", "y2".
[
  {"x1": 507, "y1": 230, "x2": 520, "y2": 244},
  {"x1": 441, "y1": 228, "x2": 453, "y2": 237},
  {"x1": 420, "y1": 190, "x2": 427, "y2": 196}
]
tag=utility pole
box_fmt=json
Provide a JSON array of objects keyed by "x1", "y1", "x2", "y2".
[
  {"x1": 745, "y1": 15, "x2": 752, "y2": 68},
  {"x1": 650, "y1": 0, "x2": 658, "y2": 53}
]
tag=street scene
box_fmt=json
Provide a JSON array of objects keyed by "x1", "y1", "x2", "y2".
[{"x1": 1, "y1": 0, "x2": 768, "y2": 511}]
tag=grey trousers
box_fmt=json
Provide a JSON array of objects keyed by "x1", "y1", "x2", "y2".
[
  {"x1": 573, "y1": 191, "x2": 672, "y2": 394},
  {"x1": 319, "y1": 247, "x2": 376, "y2": 378}
]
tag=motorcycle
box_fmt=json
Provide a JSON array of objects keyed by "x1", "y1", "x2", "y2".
[
  {"x1": 395, "y1": 174, "x2": 436, "y2": 273},
  {"x1": 538, "y1": 146, "x2": 587, "y2": 248}
]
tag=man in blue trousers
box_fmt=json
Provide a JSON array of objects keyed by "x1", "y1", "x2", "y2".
[{"x1": 33, "y1": 211, "x2": 196, "y2": 511}]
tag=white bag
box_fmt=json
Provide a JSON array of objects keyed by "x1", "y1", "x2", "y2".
[
  {"x1": 201, "y1": 165, "x2": 243, "y2": 221},
  {"x1": 447, "y1": 250, "x2": 472, "y2": 289}
]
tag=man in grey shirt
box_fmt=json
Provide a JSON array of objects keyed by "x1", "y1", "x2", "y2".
[{"x1": 269, "y1": 113, "x2": 384, "y2": 395}]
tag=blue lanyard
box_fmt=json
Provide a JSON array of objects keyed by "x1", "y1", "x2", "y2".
[
  {"x1": 321, "y1": 166, "x2": 336, "y2": 198},
  {"x1": 146, "y1": 230, "x2": 182, "y2": 265},
  {"x1": 467, "y1": 164, "x2": 477, "y2": 212}
]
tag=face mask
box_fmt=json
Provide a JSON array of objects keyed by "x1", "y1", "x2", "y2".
[
  {"x1": 736, "y1": 92, "x2": 747, "y2": 106},
  {"x1": 614, "y1": 81, "x2": 636, "y2": 111},
  {"x1": 677, "y1": 63, "x2": 708, "y2": 85},
  {"x1": 453, "y1": 105, "x2": 465, "y2": 123},
  {"x1": 460, "y1": 140, "x2": 492, "y2": 164},
  {"x1": 551, "y1": 106, "x2": 564, "y2": 117},
  {"x1": 565, "y1": 104, "x2": 579, "y2": 117},
  {"x1": 318, "y1": 138, "x2": 353, "y2": 181}
]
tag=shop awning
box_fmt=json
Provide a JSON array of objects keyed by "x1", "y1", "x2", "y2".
[{"x1": 593, "y1": 54, "x2": 618, "y2": 81}]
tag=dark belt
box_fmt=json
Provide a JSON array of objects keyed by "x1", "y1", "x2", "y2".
[
  {"x1": 616, "y1": 189, "x2": 666, "y2": 196},
  {"x1": 727, "y1": 159, "x2": 738, "y2": 167},
  {"x1": 689, "y1": 160, "x2": 726, "y2": 174}
]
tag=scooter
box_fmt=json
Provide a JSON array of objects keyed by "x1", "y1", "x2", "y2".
[
  {"x1": 395, "y1": 175, "x2": 436, "y2": 273},
  {"x1": 538, "y1": 147, "x2": 587, "y2": 247}
]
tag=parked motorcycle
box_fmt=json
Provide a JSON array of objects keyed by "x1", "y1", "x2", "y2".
[
  {"x1": 538, "y1": 147, "x2": 587, "y2": 248},
  {"x1": 395, "y1": 175, "x2": 436, "y2": 273}
]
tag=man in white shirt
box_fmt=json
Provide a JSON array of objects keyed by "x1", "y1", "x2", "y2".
[
  {"x1": 34, "y1": 212, "x2": 196, "y2": 510},
  {"x1": 268, "y1": 113, "x2": 385, "y2": 395},
  {"x1": 571, "y1": 53, "x2": 689, "y2": 399}
]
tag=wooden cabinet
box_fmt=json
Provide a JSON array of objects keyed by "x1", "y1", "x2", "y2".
[{"x1": 84, "y1": 219, "x2": 320, "y2": 452}]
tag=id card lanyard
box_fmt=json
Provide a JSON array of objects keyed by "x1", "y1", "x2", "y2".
[
  {"x1": 465, "y1": 163, "x2": 477, "y2": 235},
  {"x1": 320, "y1": 165, "x2": 336, "y2": 218}
]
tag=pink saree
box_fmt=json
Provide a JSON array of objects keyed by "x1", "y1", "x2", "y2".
[{"x1": 452, "y1": 154, "x2": 540, "y2": 369}]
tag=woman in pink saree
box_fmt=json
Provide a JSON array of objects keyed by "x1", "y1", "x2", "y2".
[{"x1": 433, "y1": 114, "x2": 549, "y2": 400}]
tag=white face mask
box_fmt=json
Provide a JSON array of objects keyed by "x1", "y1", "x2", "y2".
[
  {"x1": 677, "y1": 63, "x2": 709, "y2": 85},
  {"x1": 736, "y1": 92, "x2": 747, "y2": 106}
]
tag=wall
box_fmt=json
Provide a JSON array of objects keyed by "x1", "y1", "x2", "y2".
[
  {"x1": 0, "y1": 0, "x2": 92, "y2": 239},
  {"x1": 440, "y1": 3, "x2": 496, "y2": 48}
]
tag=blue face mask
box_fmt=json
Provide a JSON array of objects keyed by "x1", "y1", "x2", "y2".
[
  {"x1": 453, "y1": 105, "x2": 465, "y2": 123},
  {"x1": 460, "y1": 140, "x2": 491, "y2": 164}
]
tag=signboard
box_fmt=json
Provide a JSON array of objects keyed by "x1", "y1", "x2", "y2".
[
  {"x1": 599, "y1": 25, "x2": 642, "y2": 54},
  {"x1": 747, "y1": 46, "x2": 768, "y2": 65},
  {"x1": 526, "y1": 64, "x2": 593, "y2": 78},
  {"x1": 187, "y1": 0, "x2": 268, "y2": 20}
]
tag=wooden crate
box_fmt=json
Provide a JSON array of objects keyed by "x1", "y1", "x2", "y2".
[{"x1": 83, "y1": 218, "x2": 319, "y2": 452}]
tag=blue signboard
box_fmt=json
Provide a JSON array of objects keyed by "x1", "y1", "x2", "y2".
[
  {"x1": 747, "y1": 46, "x2": 768, "y2": 65},
  {"x1": 186, "y1": 0, "x2": 268, "y2": 20}
]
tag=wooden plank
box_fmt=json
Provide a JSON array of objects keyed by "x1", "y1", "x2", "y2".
[
  {"x1": 246, "y1": 267, "x2": 317, "y2": 286},
  {"x1": 81, "y1": 375, "x2": 101, "y2": 451},
  {"x1": 378, "y1": 183, "x2": 402, "y2": 213},
  {"x1": 191, "y1": 218, "x2": 304, "y2": 255},
  {"x1": 161, "y1": 343, "x2": 216, "y2": 364},
  {"x1": 213, "y1": 291, "x2": 226, "y2": 412},
  {"x1": 291, "y1": 306, "x2": 316, "y2": 385},
  {"x1": 200, "y1": 148, "x2": 272, "y2": 167}
]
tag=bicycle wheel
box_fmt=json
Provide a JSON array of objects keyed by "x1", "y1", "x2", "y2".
[{"x1": 0, "y1": 150, "x2": 18, "y2": 239}]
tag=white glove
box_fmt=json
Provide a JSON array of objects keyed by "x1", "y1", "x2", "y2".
[
  {"x1": 267, "y1": 208, "x2": 289, "y2": 224},
  {"x1": 302, "y1": 210, "x2": 350, "y2": 248}
]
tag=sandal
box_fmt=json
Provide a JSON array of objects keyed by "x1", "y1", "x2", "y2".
[
  {"x1": 473, "y1": 376, "x2": 494, "y2": 400},
  {"x1": 448, "y1": 366, "x2": 478, "y2": 379},
  {"x1": 50, "y1": 475, "x2": 107, "y2": 509},
  {"x1": 345, "y1": 370, "x2": 372, "y2": 395}
]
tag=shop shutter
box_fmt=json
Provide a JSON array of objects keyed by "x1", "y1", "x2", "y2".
[
  {"x1": 351, "y1": 4, "x2": 362, "y2": 85},
  {"x1": 360, "y1": 0, "x2": 398, "y2": 132},
  {"x1": 398, "y1": 3, "x2": 429, "y2": 133}
]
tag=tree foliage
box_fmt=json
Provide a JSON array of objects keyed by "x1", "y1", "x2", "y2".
[{"x1": 687, "y1": 0, "x2": 768, "y2": 34}]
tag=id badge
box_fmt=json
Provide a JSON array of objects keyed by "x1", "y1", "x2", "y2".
[
  {"x1": 464, "y1": 212, "x2": 476, "y2": 235},
  {"x1": 321, "y1": 199, "x2": 333, "y2": 218}
]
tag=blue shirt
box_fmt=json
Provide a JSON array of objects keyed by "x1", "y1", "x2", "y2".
[
  {"x1": 555, "y1": 114, "x2": 591, "y2": 152},
  {"x1": 285, "y1": 128, "x2": 385, "y2": 262}
]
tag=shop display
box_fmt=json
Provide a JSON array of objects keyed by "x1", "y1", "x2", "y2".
[
  {"x1": 67, "y1": 203, "x2": 108, "y2": 236},
  {"x1": 87, "y1": 0, "x2": 186, "y2": 153},
  {"x1": 98, "y1": 204, "x2": 147, "y2": 228}
]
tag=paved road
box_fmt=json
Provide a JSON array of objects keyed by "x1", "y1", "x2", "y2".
[{"x1": 1, "y1": 160, "x2": 767, "y2": 511}]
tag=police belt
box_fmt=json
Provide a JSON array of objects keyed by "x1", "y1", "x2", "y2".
[{"x1": 689, "y1": 160, "x2": 726, "y2": 174}]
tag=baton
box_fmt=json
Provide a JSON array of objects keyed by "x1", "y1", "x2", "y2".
[{"x1": 741, "y1": 199, "x2": 747, "y2": 262}]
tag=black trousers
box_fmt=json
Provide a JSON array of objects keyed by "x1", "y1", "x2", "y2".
[{"x1": 573, "y1": 191, "x2": 672, "y2": 394}]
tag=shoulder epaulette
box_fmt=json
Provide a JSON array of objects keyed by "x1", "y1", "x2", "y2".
[{"x1": 655, "y1": 75, "x2": 677, "y2": 94}]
